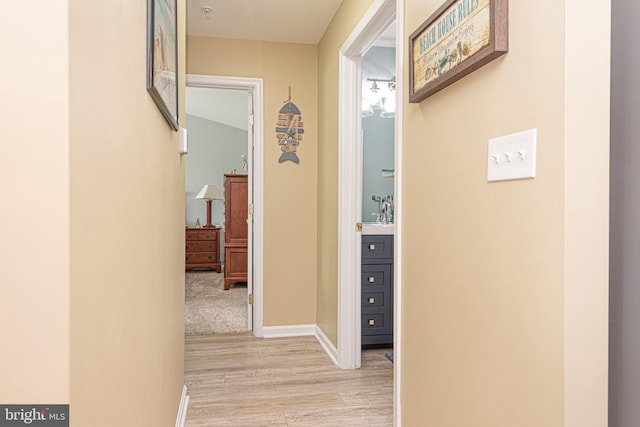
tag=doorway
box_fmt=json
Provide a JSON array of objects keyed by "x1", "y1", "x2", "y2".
[
  {"x1": 185, "y1": 74, "x2": 264, "y2": 337},
  {"x1": 337, "y1": 0, "x2": 403, "y2": 424}
]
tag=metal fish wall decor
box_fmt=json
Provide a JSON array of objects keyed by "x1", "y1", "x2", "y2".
[{"x1": 276, "y1": 87, "x2": 304, "y2": 164}]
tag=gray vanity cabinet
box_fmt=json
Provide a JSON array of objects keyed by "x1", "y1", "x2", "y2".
[{"x1": 361, "y1": 235, "x2": 393, "y2": 347}]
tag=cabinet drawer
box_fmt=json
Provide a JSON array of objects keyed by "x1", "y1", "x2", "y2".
[
  {"x1": 186, "y1": 230, "x2": 199, "y2": 241},
  {"x1": 361, "y1": 235, "x2": 393, "y2": 262},
  {"x1": 362, "y1": 292, "x2": 385, "y2": 308},
  {"x1": 361, "y1": 313, "x2": 392, "y2": 336},
  {"x1": 361, "y1": 264, "x2": 391, "y2": 287},
  {"x1": 186, "y1": 241, "x2": 217, "y2": 252},
  {"x1": 185, "y1": 253, "x2": 216, "y2": 264}
]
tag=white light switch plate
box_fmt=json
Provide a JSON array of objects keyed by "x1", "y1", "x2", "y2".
[
  {"x1": 179, "y1": 127, "x2": 188, "y2": 155},
  {"x1": 487, "y1": 129, "x2": 537, "y2": 182}
]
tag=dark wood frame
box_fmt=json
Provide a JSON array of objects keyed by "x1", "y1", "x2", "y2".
[
  {"x1": 146, "y1": 0, "x2": 179, "y2": 130},
  {"x1": 409, "y1": 0, "x2": 508, "y2": 103}
]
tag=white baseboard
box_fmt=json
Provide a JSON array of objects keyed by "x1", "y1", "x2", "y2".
[
  {"x1": 261, "y1": 324, "x2": 339, "y2": 367},
  {"x1": 261, "y1": 324, "x2": 316, "y2": 338},
  {"x1": 314, "y1": 325, "x2": 339, "y2": 366},
  {"x1": 175, "y1": 385, "x2": 189, "y2": 427}
]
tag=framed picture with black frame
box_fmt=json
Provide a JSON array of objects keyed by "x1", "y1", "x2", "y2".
[{"x1": 146, "y1": 0, "x2": 179, "y2": 130}]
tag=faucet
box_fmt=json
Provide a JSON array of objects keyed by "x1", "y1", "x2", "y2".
[
  {"x1": 371, "y1": 194, "x2": 393, "y2": 224},
  {"x1": 381, "y1": 195, "x2": 393, "y2": 224},
  {"x1": 371, "y1": 195, "x2": 383, "y2": 223}
]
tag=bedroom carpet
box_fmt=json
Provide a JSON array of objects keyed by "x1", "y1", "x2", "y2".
[{"x1": 185, "y1": 271, "x2": 248, "y2": 335}]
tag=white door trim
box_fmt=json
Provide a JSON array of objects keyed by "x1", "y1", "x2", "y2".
[
  {"x1": 392, "y1": 1, "x2": 404, "y2": 425},
  {"x1": 337, "y1": 0, "x2": 396, "y2": 368},
  {"x1": 186, "y1": 74, "x2": 264, "y2": 338},
  {"x1": 338, "y1": 1, "x2": 403, "y2": 424}
]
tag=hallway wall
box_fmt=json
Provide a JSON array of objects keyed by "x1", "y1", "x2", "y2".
[
  {"x1": 401, "y1": 0, "x2": 609, "y2": 426},
  {"x1": 68, "y1": 0, "x2": 187, "y2": 426},
  {"x1": 186, "y1": 37, "x2": 319, "y2": 327},
  {"x1": 1, "y1": 1, "x2": 187, "y2": 425}
]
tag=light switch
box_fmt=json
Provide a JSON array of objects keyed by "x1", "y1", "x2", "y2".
[{"x1": 487, "y1": 129, "x2": 536, "y2": 182}]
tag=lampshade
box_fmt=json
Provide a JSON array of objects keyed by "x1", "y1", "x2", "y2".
[{"x1": 195, "y1": 184, "x2": 223, "y2": 200}]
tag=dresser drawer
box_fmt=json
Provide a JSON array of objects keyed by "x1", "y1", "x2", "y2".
[
  {"x1": 186, "y1": 241, "x2": 217, "y2": 253},
  {"x1": 186, "y1": 252, "x2": 216, "y2": 264},
  {"x1": 186, "y1": 230, "x2": 199, "y2": 241},
  {"x1": 198, "y1": 230, "x2": 218, "y2": 241},
  {"x1": 361, "y1": 235, "x2": 393, "y2": 262}
]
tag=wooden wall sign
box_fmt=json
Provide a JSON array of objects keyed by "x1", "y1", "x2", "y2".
[
  {"x1": 409, "y1": 0, "x2": 508, "y2": 103},
  {"x1": 276, "y1": 87, "x2": 304, "y2": 164}
]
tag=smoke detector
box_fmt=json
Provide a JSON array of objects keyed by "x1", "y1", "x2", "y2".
[{"x1": 201, "y1": 5, "x2": 213, "y2": 19}]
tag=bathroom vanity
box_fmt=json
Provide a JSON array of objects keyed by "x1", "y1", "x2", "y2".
[{"x1": 361, "y1": 229, "x2": 394, "y2": 347}]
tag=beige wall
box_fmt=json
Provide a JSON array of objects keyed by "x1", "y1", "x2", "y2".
[
  {"x1": 401, "y1": 0, "x2": 609, "y2": 426},
  {"x1": 0, "y1": 0, "x2": 70, "y2": 403},
  {"x1": 0, "y1": 1, "x2": 187, "y2": 423},
  {"x1": 187, "y1": 37, "x2": 318, "y2": 326},
  {"x1": 316, "y1": 0, "x2": 375, "y2": 346},
  {"x1": 68, "y1": 0, "x2": 186, "y2": 426}
]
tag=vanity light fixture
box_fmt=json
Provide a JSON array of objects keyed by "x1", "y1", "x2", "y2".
[{"x1": 363, "y1": 77, "x2": 396, "y2": 118}]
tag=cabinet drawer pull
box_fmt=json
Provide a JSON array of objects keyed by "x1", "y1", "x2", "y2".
[
  {"x1": 368, "y1": 297, "x2": 375, "y2": 304},
  {"x1": 368, "y1": 319, "x2": 375, "y2": 326},
  {"x1": 368, "y1": 277, "x2": 375, "y2": 283},
  {"x1": 369, "y1": 244, "x2": 376, "y2": 251}
]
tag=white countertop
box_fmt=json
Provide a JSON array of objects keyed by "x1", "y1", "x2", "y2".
[{"x1": 361, "y1": 223, "x2": 395, "y2": 235}]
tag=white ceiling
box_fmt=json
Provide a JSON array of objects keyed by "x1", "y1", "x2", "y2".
[
  {"x1": 186, "y1": 0, "x2": 345, "y2": 44},
  {"x1": 185, "y1": 1, "x2": 397, "y2": 128}
]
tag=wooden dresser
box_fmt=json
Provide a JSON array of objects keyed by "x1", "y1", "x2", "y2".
[
  {"x1": 224, "y1": 174, "x2": 248, "y2": 290},
  {"x1": 185, "y1": 227, "x2": 221, "y2": 272}
]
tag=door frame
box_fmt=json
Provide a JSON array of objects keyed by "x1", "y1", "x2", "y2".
[
  {"x1": 337, "y1": 0, "x2": 403, "y2": 423},
  {"x1": 186, "y1": 74, "x2": 264, "y2": 337}
]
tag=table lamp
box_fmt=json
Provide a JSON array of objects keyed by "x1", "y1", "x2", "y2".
[{"x1": 195, "y1": 184, "x2": 223, "y2": 228}]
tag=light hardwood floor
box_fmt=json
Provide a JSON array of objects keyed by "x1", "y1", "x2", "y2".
[{"x1": 184, "y1": 334, "x2": 393, "y2": 426}]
